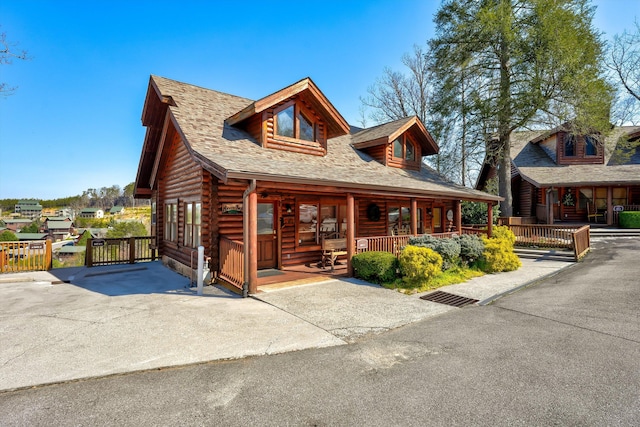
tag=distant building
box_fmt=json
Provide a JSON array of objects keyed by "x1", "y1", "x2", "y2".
[
  {"x1": 3, "y1": 218, "x2": 33, "y2": 232},
  {"x1": 78, "y1": 208, "x2": 105, "y2": 219},
  {"x1": 14, "y1": 200, "x2": 43, "y2": 220},
  {"x1": 56, "y1": 208, "x2": 75, "y2": 219},
  {"x1": 44, "y1": 220, "x2": 74, "y2": 241},
  {"x1": 109, "y1": 206, "x2": 125, "y2": 215}
]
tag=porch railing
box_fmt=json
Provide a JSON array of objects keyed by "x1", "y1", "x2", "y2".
[
  {"x1": 506, "y1": 224, "x2": 590, "y2": 261},
  {"x1": 219, "y1": 237, "x2": 244, "y2": 290},
  {"x1": 86, "y1": 237, "x2": 157, "y2": 267},
  {"x1": 0, "y1": 240, "x2": 53, "y2": 273},
  {"x1": 356, "y1": 232, "x2": 469, "y2": 257}
]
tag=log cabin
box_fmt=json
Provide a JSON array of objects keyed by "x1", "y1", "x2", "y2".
[
  {"x1": 134, "y1": 75, "x2": 501, "y2": 294},
  {"x1": 476, "y1": 124, "x2": 640, "y2": 225}
]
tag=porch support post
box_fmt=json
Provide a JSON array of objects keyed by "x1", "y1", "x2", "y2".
[
  {"x1": 248, "y1": 189, "x2": 258, "y2": 294},
  {"x1": 454, "y1": 200, "x2": 462, "y2": 233},
  {"x1": 487, "y1": 202, "x2": 493, "y2": 238},
  {"x1": 410, "y1": 198, "x2": 418, "y2": 235},
  {"x1": 346, "y1": 193, "x2": 355, "y2": 277},
  {"x1": 607, "y1": 186, "x2": 613, "y2": 225}
]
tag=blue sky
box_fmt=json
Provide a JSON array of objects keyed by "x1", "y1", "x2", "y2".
[{"x1": 0, "y1": 0, "x2": 638, "y2": 200}]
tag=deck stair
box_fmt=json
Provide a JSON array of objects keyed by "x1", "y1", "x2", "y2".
[
  {"x1": 589, "y1": 228, "x2": 640, "y2": 238},
  {"x1": 514, "y1": 247, "x2": 576, "y2": 262}
]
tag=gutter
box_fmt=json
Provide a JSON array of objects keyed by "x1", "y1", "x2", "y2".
[{"x1": 241, "y1": 179, "x2": 256, "y2": 298}]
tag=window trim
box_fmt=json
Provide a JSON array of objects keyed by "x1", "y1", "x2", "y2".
[
  {"x1": 274, "y1": 100, "x2": 319, "y2": 146},
  {"x1": 391, "y1": 134, "x2": 418, "y2": 162},
  {"x1": 183, "y1": 201, "x2": 202, "y2": 248},
  {"x1": 164, "y1": 202, "x2": 177, "y2": 243}
]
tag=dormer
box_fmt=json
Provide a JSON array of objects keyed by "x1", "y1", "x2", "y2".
[
  {"x1": 531, "y1": 124, "x2": 604, "y2": 165},
  {"x1": 226, "y1": 78, "x2": 349, "y2": 156},
  {"x1": 351, "y1": 116, "x2": 438, "y2": 171}
]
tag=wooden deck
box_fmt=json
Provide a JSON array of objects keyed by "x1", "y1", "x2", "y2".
[{"x1": 257, "y1": 261, "x2": 347, "y2": 290}]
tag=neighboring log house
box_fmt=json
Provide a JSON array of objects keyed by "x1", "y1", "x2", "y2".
[
  {"x1": 476, "y1": 124, "x2": 640, "y2": 224},
  {"x1": 134, "y1": 75, "x2": 501, "y2": 294}
]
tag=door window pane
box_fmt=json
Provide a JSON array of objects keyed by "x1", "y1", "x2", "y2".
[{"x1": 258, "y1": 203, "x2": 274, "y2": 235}]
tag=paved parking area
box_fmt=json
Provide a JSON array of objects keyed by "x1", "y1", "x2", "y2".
[{"x1": 0, "y1": 258, "x2": 571, "y2": 391}]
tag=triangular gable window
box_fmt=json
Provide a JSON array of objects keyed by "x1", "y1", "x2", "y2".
[
  {"x1": 274, "y1": 101, "x2": 318, "y2": 144},
  {"x1": 392, "y1": 135, "x2": 417, "y2": 162}
]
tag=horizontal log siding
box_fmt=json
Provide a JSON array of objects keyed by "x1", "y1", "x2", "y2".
[
  {"x1": 519, "y1": 180, "x2": 533, "y2": 217},
  {"x1": 216, "y1": 179, "x2": 246, "y2": 241},
  {"x1": 158, "y1": 132, "x2": 207, "y2": 268},
  {"x1": 556, "y1": 132, "x2": 604, "y2": 165},
  {"x1": 360, "y1": 144, "x2": 387, "y2": 165},
  {"x1": 357, "y1": 198, "x2": 388, "y2": 237}
]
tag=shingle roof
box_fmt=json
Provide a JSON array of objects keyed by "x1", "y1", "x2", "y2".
[
  {"x1": 47, "y1": 221, "x2": 72, "y2": 230},
  {"x1": 150, "y1": 76, "x2": 499, "y2": 202},
  {"x1": 16, "y1": 233, "x2": 48, "y2": 240},
  {"x1": 511, "y1": 126, "x2": 640, "y2": 187}
]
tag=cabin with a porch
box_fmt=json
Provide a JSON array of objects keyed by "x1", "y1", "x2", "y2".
[
  {"x1": 477, "y1": 125, "x2": 640, "y2": 225},
  {"x1": 134, "y1": 75, "x2": 500, "y2": 295}
]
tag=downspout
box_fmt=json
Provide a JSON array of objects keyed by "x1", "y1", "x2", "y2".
[{"x1": 242, "y1": 179, "x2": 256, "y2": 298}]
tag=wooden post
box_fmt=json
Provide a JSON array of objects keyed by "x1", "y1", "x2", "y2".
[
  {"x1": 45, "y1": 239, "x2": 53, "y2": 271},
  {"x1": 129, "y1": 237, "x2": 136, "y2": 264},
  {"x1": 248, "y1": 190, "x2": 258, "y2": 294},
  {"x1": 487, "y1": 202, "x2": 493, "y2": 238},
  {"x1": 607, "y1": 186, "x2": 613, "y2": 225},
  {"x1": 346, "y1": 193, "x2": 355, "y2": 277},
  {"x1": 86, "y1": 239, "x2": 93, "y2": 267},
  {"x1": 455, "y1": 200, "x2": 462, "y2": 233},
  {"x1": 410, "y1": 198, "x2": 418, "y2": 235}
]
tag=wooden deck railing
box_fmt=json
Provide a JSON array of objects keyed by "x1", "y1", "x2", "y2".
[
  {"x1": 0, "y1": 240, "x2": 52, "y2": 273},
  {"x1": 219, "y1": 237, "x2": 244, "y2": 290},
  {"x1": 505, "y1": 224, "x2": 590, "y2": 261},
  {"x1": 356, "y1": 232, "x2": 468, "y2": 257},
  {"x1": 85, "y1": 237, "x2": 157, "y2": 267}
]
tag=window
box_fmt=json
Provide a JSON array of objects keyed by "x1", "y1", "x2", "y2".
[
  {"x1": 585, "y1": 136, "x2": 597, "y2": 156},
  {"x1": 298, "y1": 203, "x2": 318, "y2": 245},
  {"x1": 392, "y1": 135, "x2": 417, "y2": 161},
  {"x1": 164, "y1": 203, "x2": 177, "y2": 242},
  {"x1": 564, "y1": 134, "x2": 576, "y2": 157},
  {"x1": 184, "y1": 202, "x2": 202, "y2": 247},
  {"x1": 388, "y1": 206, "x2": 410, "y2": 235},
  {"x1": 578, "y1": 188, "x2": 593, "y2": 210},
  {"x1": 613, "y1": 188, "x2": 627, "y2": 206},
  {"x1": 275, "y1": 102, "x2": 317, "y2": 143},
  {"x1": 595, "y1": 188, "x2": 607, "y2": 210}
]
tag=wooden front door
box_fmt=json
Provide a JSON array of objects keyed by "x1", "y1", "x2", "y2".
[
  {"x1": 432, "y1": 207, "x2": 443, "y2": 233},
  {"x1": 257, "y1": 202, "x2": 277, "y2": 269}
]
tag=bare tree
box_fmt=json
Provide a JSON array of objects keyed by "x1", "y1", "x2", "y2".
[
  {"x1": 608, "y1": 21, "x2": 640, "y2": 125},
  {"x1": 0, "y1": 29, "x2": 29, "y2": 95}
]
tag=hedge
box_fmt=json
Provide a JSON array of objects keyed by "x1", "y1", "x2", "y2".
[
  {"x1": 351, "y1": 251, "x2": 398, "y2": 284},
  {"x1": 618, "y1": 211, "x2": 640, "y2": 228}
]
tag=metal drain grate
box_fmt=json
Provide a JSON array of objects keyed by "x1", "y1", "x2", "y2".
[{"x1": 420, "y1": 291, "x2": 479, "y2": 307}]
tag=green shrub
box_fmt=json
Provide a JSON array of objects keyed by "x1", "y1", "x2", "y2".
[
  {"x1": 0, "y1": 230, "x2": 18, "y2": 241},
  {"x1": 454, "y1": 234, "x2": 485, "y2": 265},
  {"x1": 408, "y1": 235, "x2": 460, "y2": 270},
  {"x1": 399, "y1": 246, "x2": 443, "y2": 284},
  {"x1": 480, "y1": 226, "x2": 521, "y2": 273},
  {"x1": 619, "y1": 211, "x2": 640, "y2": 228},
  {"x1": 351, "y1": 251, "x2": 398, "y2": 284}
]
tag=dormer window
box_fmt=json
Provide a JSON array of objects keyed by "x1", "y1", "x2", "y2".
[
  {"x1": 585, "y1": 135, "x2": 597, "y2": 156},
  {"x1": 393, "y1": 135, "x2": 417, "y2": 161},
  {"x1": 564, "y1": 134, "x2": 576, "y2": 157},
  {"x1": 275, "y1": 101, "x2": 317, "y2": 143}
]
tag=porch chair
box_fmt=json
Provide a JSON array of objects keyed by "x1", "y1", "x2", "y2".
[{"x1": 587, "y1": 203, "x2": 605, "y2": 223}]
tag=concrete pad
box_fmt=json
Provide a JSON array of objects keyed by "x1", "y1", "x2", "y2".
[
  {"x1": 0, "y1": 263, "x2": 343, "y2": 391},
  {"x1": 254, "y1": 278, "x2": 456, "y2": 342}
]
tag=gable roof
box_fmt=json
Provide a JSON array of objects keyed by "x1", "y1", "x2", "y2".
[
  {"x1": 351, "y1": 116, "x2": 438, "y2": 155},
  {"x1": 509, "y1": 126, "x2": 640, "y2": 187},
  {"x1": 136, "y1": 76, "x2": 500, "y2": 203},
  {"x1": 225, "y1": 77, "x2": 350, "y2": 139},
  {"x1": 47, "y1": 221, "x2": 73, "y2": 230}
]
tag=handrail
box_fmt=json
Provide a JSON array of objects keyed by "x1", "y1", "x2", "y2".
[
  {"x1": 572, "y1": 225, "x2": 590, "y2": 260},
  {"x1": 86, "y1": 236, "x2": 156, "y2": 267},
  {"x1": 218, "y1": 237, "x2": 244, "y2": 290}
]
